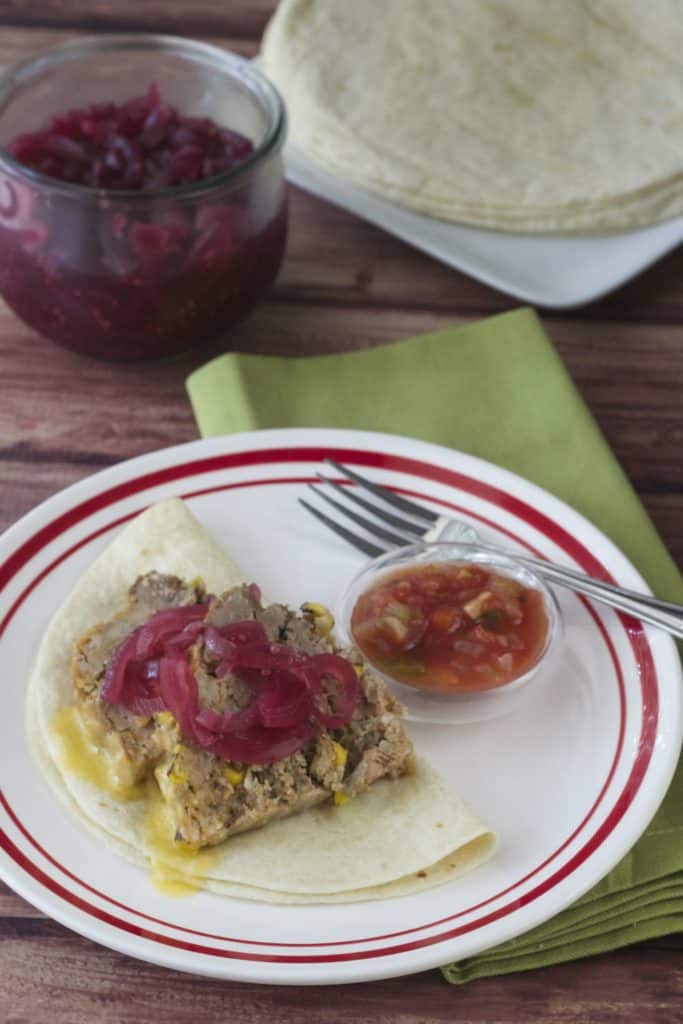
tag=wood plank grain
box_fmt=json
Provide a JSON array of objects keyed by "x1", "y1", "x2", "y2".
[
  {"x1": 2, "y1": 26, "x2": 683, "y2": 328},
  {"x1": 0, "y1": 932, "x2": 681, "y2": 1024},
  {"x1": 3, "y1": 294, "x2": 682, "y2": 481},
  {"x1": 277, "y1": 191, "x2": 683, "y2": 325},
  {"x1": 0, "y1": 884, "x2": 45, "y2": 917},
  {"x1": 2, "y1": 284, "x2": 681, "y2": 560},
  {"x1": 1, "y1": 26, "x2": 683, "y2": 328},
  {"x1": 1, "y1": 28, "x2": 682, "y2": 327},
  {"x1": 0, "y1": 9, "x2": 680, "y2": 1020},
  {"x1": 0, "y1": 24, "x2": 257, "y2": 67},
  {"x1": 0, "y1": 0, "x2": 277, "y2": 37},
  {"x1": 1, "y1": 869, "x2": 680, "y2": 1024}
]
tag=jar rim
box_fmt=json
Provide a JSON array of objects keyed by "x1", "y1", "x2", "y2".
[{"x1": 0, "y1": 34, "x2": 286, "y2": 201}]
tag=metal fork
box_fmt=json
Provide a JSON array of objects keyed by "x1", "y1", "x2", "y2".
[{"x1": 299, "y1": 459, "x2": 683, "y2": 641}]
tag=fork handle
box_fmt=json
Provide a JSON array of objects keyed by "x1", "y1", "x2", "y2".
[
  {"x1": 430, "y1": 515, "x2": 683, "y2": 639},
  {"x1": 515, "y1": 556, "x2": 683, "y2": 640}
]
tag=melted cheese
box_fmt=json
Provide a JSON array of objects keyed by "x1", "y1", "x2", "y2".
[
  {"x1": 142, "y1": 780, "x2": 220, "y2": 897},
  {"x1": 51, "y1": 706, "x2": 144, "y2": 801},
  {"x1": 51, "y1": 706, "x2": 217, "y2": 897}
]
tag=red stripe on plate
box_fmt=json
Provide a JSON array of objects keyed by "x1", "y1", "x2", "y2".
[
  {"x1": 0, "y1": 587, "x2": 628, "y2": 951},
  {"x1": 0, "y1": 446, "x2": 658, "y2": 963},
  {"x1": 0, "y1": 447, "x2": 618, "y2": 590}
]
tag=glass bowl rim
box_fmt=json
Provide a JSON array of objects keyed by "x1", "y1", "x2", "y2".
[
  {"x1": 337, "y1": 540, "x2": 563, "y2": 707},
  {"x1": 0, "y1": 33, "x2": 286, "y2": 202}
]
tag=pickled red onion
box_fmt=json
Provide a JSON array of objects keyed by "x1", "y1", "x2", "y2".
[
  {"x1": 209, "y1": 724, "x2": 316, "y2": 765},
  {"x1": 256, "y1": 671, "x2": 311, "y2": 728},
  {"x1": 101, "y1": 603, "x2": 208, "y2": 705},
  {"x1": 134, "y1": 605, "x2": 207, "y2": 659},
  {"x1": 121, "y1": 659, "x2": 166, "y2": 717},
  {"x1": 307, "y1": 654, "x2": 360, "y2": 730},
  {"x1": 101, "y1": 597, "x2": 360, "y2": 765}
]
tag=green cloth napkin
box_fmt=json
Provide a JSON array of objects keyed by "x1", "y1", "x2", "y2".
[{"x1": 186, "y1": 308, "x2": 683, "y2": 983}]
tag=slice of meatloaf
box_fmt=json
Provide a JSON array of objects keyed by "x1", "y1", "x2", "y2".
[
  {"x1": 71, "y1": 575, "x2": 412, "y2": 847},
  {"x1": 159, "y1": 586, "x2": 412, "y2": 847},
  {"x1": 72, "y1": 572, "x2": 206, "y2": 786}
]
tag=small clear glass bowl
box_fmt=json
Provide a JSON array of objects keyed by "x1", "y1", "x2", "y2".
[
  {"x1": 338, "y1": 541, "x2": 563, "y2": 725},
  {"x1": 0, "y1": 35, "x2": 287, "y2": 360}
]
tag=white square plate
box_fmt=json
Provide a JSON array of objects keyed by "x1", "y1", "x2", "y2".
[{"x1": 285, "y1": 143, "x2": 683, "y2": 309}]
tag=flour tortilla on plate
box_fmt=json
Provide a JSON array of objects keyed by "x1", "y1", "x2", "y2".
[
  {"x1": 26, "y1": 498, "x2": 495, "y2": 903},
  {"x1": 261, "y1": 0, "x2": 683, "y2": 233}
]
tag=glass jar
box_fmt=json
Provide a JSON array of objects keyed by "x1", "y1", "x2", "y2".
[{"x1": 0, "y1": 35, "x2": 287, "y2": 360}]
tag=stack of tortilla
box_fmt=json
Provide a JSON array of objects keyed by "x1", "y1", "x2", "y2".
[
  {"x1": 261, "y1": 0, "x2": 683, "y2": 233},
  {"x1": 27, "y1": 499, "x2": 495, "y2": 903}
]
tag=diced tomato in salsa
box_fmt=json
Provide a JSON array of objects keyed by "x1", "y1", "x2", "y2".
[{"x1": 350, "y1": 563, "x2": 548, "y2": 693}]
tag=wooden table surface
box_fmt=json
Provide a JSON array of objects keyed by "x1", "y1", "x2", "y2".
[{"x1": 1, "y1": 3, "x2": 681, "y2": 1021}]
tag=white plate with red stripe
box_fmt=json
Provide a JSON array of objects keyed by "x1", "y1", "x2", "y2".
[{"x1": 1, "y1": 428, "x2": 681, "y2": 985}]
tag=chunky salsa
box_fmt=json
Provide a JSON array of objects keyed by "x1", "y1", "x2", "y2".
[{"x1": 350, "y1": 562, "x2": 549, "y2": 694}]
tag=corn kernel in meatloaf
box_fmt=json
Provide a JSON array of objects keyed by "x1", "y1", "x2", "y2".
[{"x1": 72, "y1": 576, "x2": 412, "y2": 847}]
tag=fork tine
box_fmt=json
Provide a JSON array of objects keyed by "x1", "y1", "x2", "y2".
[
  {"x1": 298, "y1": 499, "x2": 385, "y2": 558},
  {"x1": 308, "y1": 484, "x2": 413, "y2": 547},
  {"x1": 325, "y1": 459, "x2": 438, "y2": 524},
  {"x1": 316, "y1": 473, "x2": 424, "y2": 536}
]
